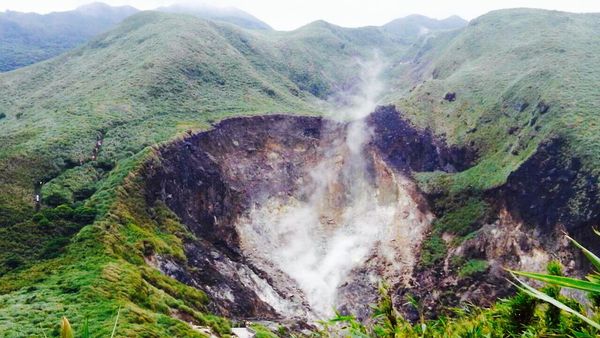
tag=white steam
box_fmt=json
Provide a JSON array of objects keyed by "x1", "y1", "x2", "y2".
[
  {"x1": 237, "y1": 53, "x2": 397, "y2": 318},
  {"x1": 330, "y1": 55, "x2": 386, "y2": 120}
]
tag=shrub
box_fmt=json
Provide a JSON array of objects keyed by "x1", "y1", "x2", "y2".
[
  {"x1": 505, "y1": 291, "x2": 537, "y2": 333},
  {"x1": 40, "y1": 237, "x2": 70, "y2": 259},
  {"x1": 94, "y1": 158, "x2": 115, "y2": 171},
  {"x1": 542, "y1": 260, "x2": 563, "y2": 330},
  {"x1": 54, "y1": 204, "x2": 75, "y2": 220},
  {"x1": 73, "y1": 206, "x2": 97, "y2": 224},
  {"x1": 589, "y1": 291, "x2": 600, "y2": 309},
  {"x1": 435, "y1": 199, "x2": 489, "y2": 236},
  {"x1": 449, "y1": 254, "x2": 465, "y2": 269},
  {"x1": 458, "y1": 259, "x2": 489, "y2": 278},
  {"x1": 512, "y1": 232, "x2": 600, "y2": 331},
  {"x1": 420, "y1": 233, "x2": 447, "y2": 268},
  {"x1": 38, "y1": 217, "x2": 51, "y2": 228},
  {"x1": 43, "y1": 188, "x2": 71, "y2": 207},
  {"x1": 73, "y1": 186, "x2": 96, "y2": 201},
  {"x1": 0, "y1": 112, "x2": 6, "y2": 119},
  {"x1": 32, "y1": 212, "x2": 46, "y2": 223},
  {"x1": 251, "y1": 324, "x2": 279, "y2": 338},
  {"x1": 4, "y1": 255, "x2": 24, "y2": 270}
]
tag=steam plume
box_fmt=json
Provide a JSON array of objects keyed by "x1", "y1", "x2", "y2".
[{"x1": 238, "y1": 53, "x2": 395, "y2": 318}]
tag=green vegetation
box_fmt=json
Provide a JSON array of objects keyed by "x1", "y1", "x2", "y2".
[
  {"x1": 433, "y1": 198, "x2": 489, "y2": 236},
  {"x1": 399, "y1": 9, "x2": 600, "y2": 196},
  {"x1": 0, "y1": 202, "x2": 96, "y2": 275},
  {"x1": 0, "y1": 15, "x2": 442, "y2": 334},
  {"x1": 0, "y1": 160, "x2": 230, "y2": 336},
  {"x1": 38, "y1": 307, "x2": 121, "y2": 338},
  {"x1": 512, "y1": 231, "x2": 600, "y2": 331},
  {"x1": 250, "y1": 324, "x2": 279, "y2": 338},
  {"x1": 419, "y1": 233, "x2": 447, "y2": 269},
  {"x1": 542, "y1": 260, "x2": 563, "y2": 330},
  {"x1": 419, "y1": 196, "x2": 490, "y2": 270},
  {"x1": 319, "y1": 273, "x2": 598, "y2": 337},
  {"x1": 0, "y1": 7, "x2": 599, "y2": 336},
  {"x1": 41, "y1": 165, "x2": 102, "y2": 206},
  {"x1": 458, "y1": 259, "x2": 489, "y2": 279}
]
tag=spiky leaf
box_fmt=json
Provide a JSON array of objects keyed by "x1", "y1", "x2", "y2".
[
  {"x1": 511, "y1": 273, "x2": 600, "y2": 330},
  {"x1": 511, "y1": 270, "x2": 600, "y2": 294},
  {"x1": 566, "y1": 234, "x2": 600, "y2": 272},
  {"x1": 60, "y1": 317, "x2": 74, "y2": 338}
]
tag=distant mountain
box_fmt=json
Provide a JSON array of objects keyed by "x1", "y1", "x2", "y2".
[
  {"x1": 0, "y1": 2, "x2": 276, "y2": 72},
  {"x1": 0, "y1": 3, "x2": 464, "y2": 73},
  {"x1": 383, "y1": 14, "x2": 468, "y2": 42},
  {"x1": 157, "y1": 4, "x2": 272, "y2": 30},
  {"x1": 0, "y1": 3, "x2": 138, "y2": 72}
]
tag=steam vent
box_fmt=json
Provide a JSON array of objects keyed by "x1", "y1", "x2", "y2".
[{"x1": 141, "y1": 106, "x2": 469, "y2": 325}]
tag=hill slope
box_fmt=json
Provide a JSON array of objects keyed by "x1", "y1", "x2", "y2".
[
  {"x1": 394, "y1": 9, "x2": 600, "y2": 191},
  {"x1": 0, "y1": 2, "x2": 278, "y2": 73},
  {"x1": 1, "y1": 10, "x2": 457, "y2": 230},
  {"x1": 388, "y1": 9, "x2": 600, "y2": 320}
]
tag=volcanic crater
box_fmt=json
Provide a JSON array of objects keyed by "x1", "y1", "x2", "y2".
[{"x1": 139, "y1": 106, "x2": 470, "y2": 325}]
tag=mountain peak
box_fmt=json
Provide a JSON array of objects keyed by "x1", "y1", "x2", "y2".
[
  {"x1": 382, "y1": 14, "x2": 467, "y2": 40},
  {"x1": 75, "y1": 2, "x2": 137, "y2": 16},
  {"x1": 157, "y1": 3, "x2": 272, "y2": 30}
]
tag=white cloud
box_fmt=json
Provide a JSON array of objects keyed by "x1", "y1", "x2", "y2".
[{"x1": 1, "y1": 0, "x2": 599, "y2": 30}]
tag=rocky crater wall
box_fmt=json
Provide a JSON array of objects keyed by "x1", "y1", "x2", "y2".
[
  {"x1": 138, "y1": 106, "x2": 599, "y2": 325},
  {"x1": 140, "y1": 108, "x2": 466, "y2": 323}
]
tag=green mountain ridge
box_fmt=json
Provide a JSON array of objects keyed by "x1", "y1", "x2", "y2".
[
  {"x1": 393, "y1": 8, "x2": 600, "y2": 192},
  {"x1": 382, "y1": 14, "x2": 467, "y2": 42}
]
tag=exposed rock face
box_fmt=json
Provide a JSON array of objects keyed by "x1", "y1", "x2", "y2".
[
  {"x1": 502, "y1": 138, "x2": 599, "y2": 236},
  {"x1": 141, "y1": 109, "x2": 465, "y2": 323},
  {"x1": 140, "y1": 107, "x2": 599, "y2": 325},
  {"x1": 368, "y1": 105, "x2": 475, "y2": 173},
  {"x1": 143, "y1": 115, "x2": 327, "y2": 320},
  {"x1": 405, "y1": 137, "x2": 599, "y2": 319}
]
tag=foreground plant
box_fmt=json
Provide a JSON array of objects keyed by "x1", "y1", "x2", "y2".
[
  {"x1": 511, "y1": 231, "x2": 600, "y2": 330},
  {"x1": 47, "y1": 307, "x2": 121, "y2": 338},
  {"x1": 319, "y1": 285, "x2": 426, "y2": 338},
  {"x1": 317, "y1": 254, "x2": 600, "y2": 338},
  {"x1": 60, "y1": 317, "x2": 74, "y2": 338}
]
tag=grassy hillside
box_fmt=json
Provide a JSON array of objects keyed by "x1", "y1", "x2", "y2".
[
  {"x1": 391, "y1": 9, "x2": 600, "y2": 193},
  {"x1": 0, "y1": 11, "x2": 301, "y2": 281},
  {"x1": 0, "y1": 9, "x2": 446, "y2": 231}
]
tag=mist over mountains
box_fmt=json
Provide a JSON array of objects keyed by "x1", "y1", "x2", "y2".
[
  {"x1": 0, "y1": 2, "x2": 466, "y2": 72},
  {"x1": 0, "y1": 3, "x2": 137, "y2": 71}
]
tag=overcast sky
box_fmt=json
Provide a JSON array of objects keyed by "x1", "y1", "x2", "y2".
[{"x1": 1, "y1": 0, "x2": 599, "y2": 30}]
